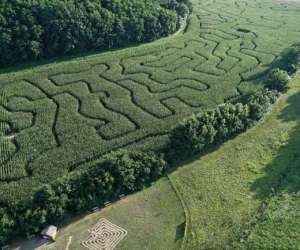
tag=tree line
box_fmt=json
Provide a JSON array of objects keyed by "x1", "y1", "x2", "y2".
[{"x1": 0, "y1": 0, "x2": 191, "y2": 68}]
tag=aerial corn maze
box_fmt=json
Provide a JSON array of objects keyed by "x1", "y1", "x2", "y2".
[{"x1": 0, "y1": 0, "x2": 300, "y2": 206}]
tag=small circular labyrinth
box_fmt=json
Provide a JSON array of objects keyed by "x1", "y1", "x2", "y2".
[{"x1": 81, "y1": 218, "x2": 127, "y2": 250}]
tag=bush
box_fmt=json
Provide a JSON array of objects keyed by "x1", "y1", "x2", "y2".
[
  {"x1": 273, "y1": 43, "x2": 300, "y2": 74},
  {"x1": 282, "y1": 43, "x2": 300, "y2": 74},
  {"x1": 247, "y1": 89, "x2": 279, "y2": 121},
  {"x1": 168, "y1": 90, "x2": 279, "y2": 161},
  {"x1": 266, "y1": 68, "x2": 290, "y2": 92},
  {"x1": 161, "y1": 0, "x2": 193, "y2": 16},
  {"x1": 0, "y1": 208, "x2": 14, "y2": 245}
]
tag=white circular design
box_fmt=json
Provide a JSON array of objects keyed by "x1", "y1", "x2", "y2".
[{"x1": 81, "y1": 218, "x2": 127, "y2": 250}]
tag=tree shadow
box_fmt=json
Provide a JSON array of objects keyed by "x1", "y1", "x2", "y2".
[
  {"x1": 0, "y1": 41, "x2": 146, "y2": 75},
  {"x1": 175, "y1": 221, "x2": 185, "y2": 242},
  {"x1": 250, "y1": 87, "x2": 300, "y2": 199}
]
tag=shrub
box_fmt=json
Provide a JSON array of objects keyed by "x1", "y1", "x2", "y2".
[
  {"x1": 273, "y1": 43, "x2": 300, "y2": 74},
  {"x1": 161, "y1": 0, "x2": 193, "y2": 16},
  {"x1": 247, "y1": 89, "x2": 279, "y2": 121},
  {"x1": 266, "y1": 68, "x2": 290, "y2": 92},
  {"x1": 282, "y1": 43, "x2": 300, "y2": 74},
  {"x1": 0, "y1": 208, "x2": 14, "y2": 245}
]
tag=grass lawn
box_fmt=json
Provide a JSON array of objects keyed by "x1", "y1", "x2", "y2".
[
  {"x1": 11, "y1": 178, "x2": 185, "y2": 250},
  {"x1": 169, "y1": 74, "x2": 300, "y2": 249}
]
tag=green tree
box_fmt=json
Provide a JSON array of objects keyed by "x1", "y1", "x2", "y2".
[
  {"x1": 0, "y1": 208, "x2": 14, "y2": 245},
  {"x1": 267, "y1": 68, "x2": 290, "y2": 92}
]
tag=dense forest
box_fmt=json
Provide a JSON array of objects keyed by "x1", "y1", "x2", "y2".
[{"x1": 0, "y1": 0, "x2": 191, "y2": 68}]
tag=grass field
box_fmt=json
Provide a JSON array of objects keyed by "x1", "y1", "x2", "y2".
[
  {"x1": 1, "y1": 0, "x2": 300, "y2": 207},
  {"x1": 169, "y1": 74, "x2": 300, "y2": 249}
]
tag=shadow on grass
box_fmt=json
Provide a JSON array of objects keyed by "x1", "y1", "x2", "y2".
[
  {"x1": 175, "y1": 222, "x2": 185, "y2": 242},
  {"x1": 0, "y1": 41, "x2": 146, "y2": 76},
  {"x1": 250, "y1": 87, "x2": 300, "y2": 199}
]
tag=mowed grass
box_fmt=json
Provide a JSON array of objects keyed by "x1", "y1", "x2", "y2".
[
  {"x1": 1, "y1": 0, "x2": 300, "y2": 206},
  {"x1": 11, "y1": 178, "x2": 185, "y2": 250},
  {"x1": 169, "y1": 74, "x2": 300, "y2": 249}
]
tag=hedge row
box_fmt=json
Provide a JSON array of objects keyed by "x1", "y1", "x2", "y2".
[
  {"x1": 0, "y1": 0, "x2": 191, "y2": 68},
  {"x1": 167, "y1": 89, "x2": 280, "y2": 162},
  {"x1": 0, "y1": 150, "x2": 166, "y2": 244}
]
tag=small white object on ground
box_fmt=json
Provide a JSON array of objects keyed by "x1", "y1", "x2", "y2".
[{"x1": 41, "y1": 225, "x2": 58, "y2": 242}]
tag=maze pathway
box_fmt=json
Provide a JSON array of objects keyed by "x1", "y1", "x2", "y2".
[
  {"x1": 0, "y1": 0, "x2": 300, "y2": 204},
  {"x1": 81, "y1": 218, "x2": 127, "y2": 250}
]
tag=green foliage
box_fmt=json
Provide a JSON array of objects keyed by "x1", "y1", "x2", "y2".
[
  {"x1": 161, "y1": 0, "x2": 192, "y2": 17},
  {"x1": 0, "y1": 0, "x2": 182, "y2": 68},
  {"x1": 267, "y1": 68, "x2": 290, "y2": 92},
  {"x1": 0, "y1": 208, "x2": 14, "y2": 245},
  {"x1": 277, "y1": 43, "x2": 300, "y2": 74},
  {"x1": 168, "y1": 90, "x2": 279, "y2": 160},
  {"x1": 247, "y1": 89, "x2": 279, "y2": 121}
]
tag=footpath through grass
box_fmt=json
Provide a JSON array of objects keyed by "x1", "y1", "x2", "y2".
[{"x1": 169, "y1": 74, "x2": 300, "y2": 249}]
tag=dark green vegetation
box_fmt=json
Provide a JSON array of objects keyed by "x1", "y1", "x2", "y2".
[
  {"x1": 0, "y1": 0, "x2": 190, "y2": 68},
  {"x1": 1, "y1": 0, "x2": 300, "y2": 208},
  {"x1": 169, "y1": 89, "x2": 279, "y2": 161},
  {"x1": 169, "y1": 76, "x2": 300, "y2": 249},
  {"x1": 266, "y1": 68, "x2": 290, "y2": 91}
]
